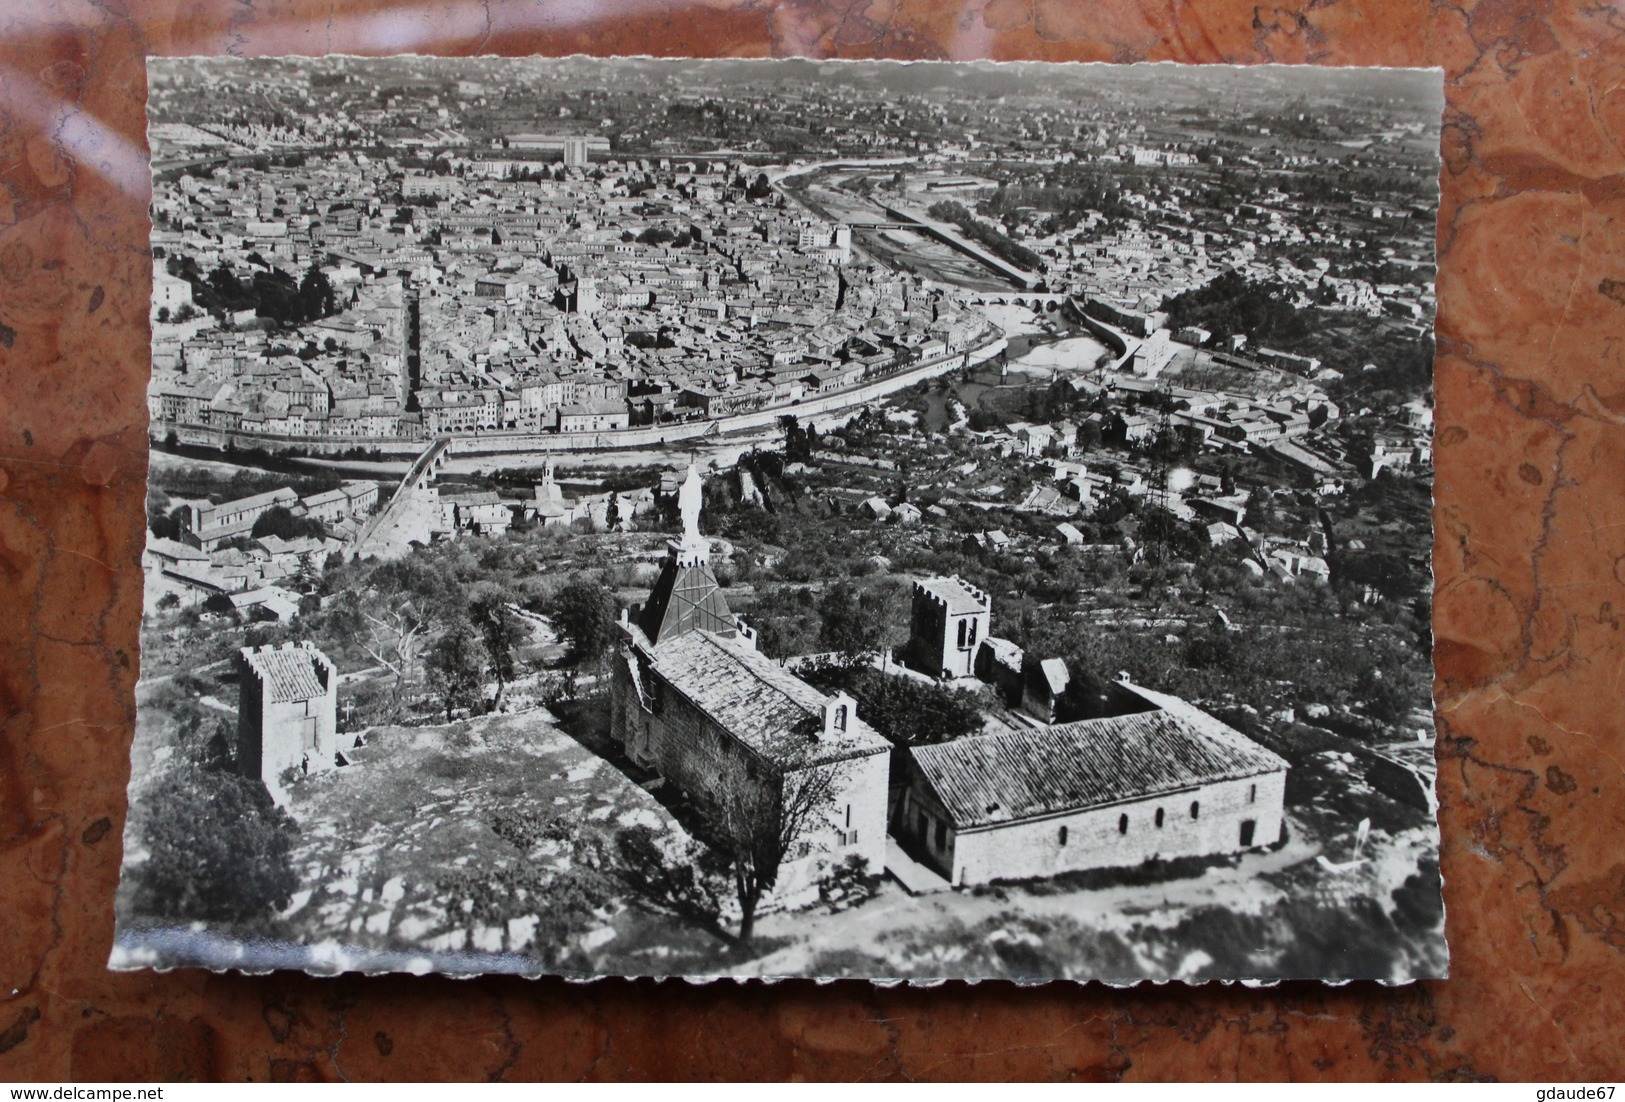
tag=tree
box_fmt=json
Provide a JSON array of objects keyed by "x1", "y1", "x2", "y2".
[
  {"x1": 923, "y1": 199, "x2": 1044, "y2": 271},
  {"x1": 251, "y1": 505, "x2": 326, "y2": 541},
  {"x1": 130, "y1": 764, "x2": 299, "y2": 923},
  {"x1": 781, "y1": 414, "x2": 811, "y2": 463},
  {"x1": 369, "y1": 554, "x2": 464, "y2": 616},
  {"x1": 1077, "y1": 420, "x2": 1104, "y2": 452},
  {"x1": 205, "y1": 262, "x2": 252, "y2": 316},
  {"x1": 148, "y1": 502, "x2": 189, "y2": 541},
  {"x1": 251, "y1": 268, "x2": 302, "y2": 324},
  {"x1": 1161, "y1": 269, "x2": 1312, "y2": 350},
  {"x1": 548, "y1": 577, "x2": 619, "y2": 667},
  {"x1": 710, "y1": 753, "x2": 839, "y2": 943},
  {"x1": 468, "y1": 582, "x2": 524, "y2": 709},
  {"x1": 1338, "y1": 549, "x2": 1418, "y2": 600},
  {"x1": 1354, "y1": 664, "x2": 1411, "y2": 725},
  {"x1": 352, "y1": 593, "x2": 432, "y2": 702},
  {"x1": 425, "y1": 620, "x2": 489, "y2": 721},
  {"x1": 830, "y1": 668, "x2": 982, "y2": 747},
  {"x1": 818, "y1": 582, "x2": 880, "y2": 665}
]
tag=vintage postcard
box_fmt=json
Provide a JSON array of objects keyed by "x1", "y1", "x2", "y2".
[{"x1": 119, "y1": 56, "x2": 1444, "y2": 983}]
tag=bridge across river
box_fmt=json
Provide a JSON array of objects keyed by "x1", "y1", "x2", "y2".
[
  {"x1": 349, "y1": 437, "x2": 453, "y2": 560},
  {"x1": 964, "y1": 289, "x2": 1072, "y2": 309}
]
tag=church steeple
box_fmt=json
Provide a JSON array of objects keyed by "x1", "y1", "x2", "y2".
[{"x1": 636, "y1": 464, "x2": 735, "y2": 646}]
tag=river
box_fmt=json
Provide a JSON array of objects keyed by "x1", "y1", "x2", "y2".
[{"x1": 917, "y1": 311, "x2": 1110, "y2": 431}]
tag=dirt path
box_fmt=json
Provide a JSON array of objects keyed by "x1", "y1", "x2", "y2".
[{"x1": 738, "y1": 826, "x2": 1324, "y2": 979}]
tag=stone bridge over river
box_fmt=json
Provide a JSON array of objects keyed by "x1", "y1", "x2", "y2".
[{"x1": 349, "y1": 437, "x2": 453, "y2": 560}]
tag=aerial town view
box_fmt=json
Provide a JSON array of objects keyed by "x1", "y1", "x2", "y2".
[{"x1": 118, "y1": 57, "x2": 1445, "y2": 983}]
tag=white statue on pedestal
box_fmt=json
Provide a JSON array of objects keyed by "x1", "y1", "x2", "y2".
[{"x1": 678, "y1": 463, "x2": 703, "y2": 547}]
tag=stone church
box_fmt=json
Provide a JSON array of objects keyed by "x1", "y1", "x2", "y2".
[
  {"x1": 894, "y1": 575, "x2": 1290, "y2": 887},
  {"x1": 606, "y1": 469, "x2": 1287, "y2": 898},
  {"x1": 608, "y1": 468, "x2": 891, "y2": 908}
]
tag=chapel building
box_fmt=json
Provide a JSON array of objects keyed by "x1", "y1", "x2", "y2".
[
  {"x1": 895, "y1": 575, "x2": 1290, "y2": 887},
  {"x1": 608, "y1": 470, "x2": 891, "y2": 907}
]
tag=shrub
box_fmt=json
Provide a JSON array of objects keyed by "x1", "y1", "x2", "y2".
[
  {"x1": 131, "y1": 765, "x2": 299, "y2": 924},
  {"x1": 818, "y1": 854, "x2": 881, "y2": 912}
]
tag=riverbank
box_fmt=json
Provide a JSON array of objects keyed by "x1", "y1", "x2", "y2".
[{"x1": 151, "y1": 337, "x2": 1010, "y2": 482}]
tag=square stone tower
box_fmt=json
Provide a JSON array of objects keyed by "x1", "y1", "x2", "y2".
[
  {"x1": 236, "y1": 641, "x2": 339, "y2": 794},
  {"x1": 907, "y1": 576, "x2": 992, "y2": 680}
]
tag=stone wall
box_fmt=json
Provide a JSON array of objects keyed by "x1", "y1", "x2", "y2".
[{"x1": 950, "y1": 770, "x2": 1288, "y2": 886}]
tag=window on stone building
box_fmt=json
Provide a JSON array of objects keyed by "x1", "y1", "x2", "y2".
[
  {"x1": 956, "y1": 619, "x2": 967, "y2": 648},
  {"x1": 1058, "y1": 825, "x2": 1069, "y2": 846},
  {"x1": 1118, "y1": 813, "x2": 1128, "y2": 835},
  {"x1": 1249, "y1": 783, "x2": 1257, "y2": 804},
  {"x1": 1190, "y1": 800, "x2": 1200, "y2": 820},
  {"x1": 934, "y1": 819, "x2": 947, "y2": 851},
  {"x1": 1155, "y1": 807, "x2": 1165, "y2": 828}
]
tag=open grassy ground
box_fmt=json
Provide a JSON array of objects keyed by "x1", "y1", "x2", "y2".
[{"x1": 278, "y1": 712, "x2": 683, "y2": 969}]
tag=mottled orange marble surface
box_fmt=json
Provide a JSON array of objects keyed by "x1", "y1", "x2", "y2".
[{"x1": 1, "y1": 0, "x2": 1622, "y2": 1081}]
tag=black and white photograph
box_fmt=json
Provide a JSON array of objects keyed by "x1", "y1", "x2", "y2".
[{"x1": 120, "y1": 55, "x2": 1444, "y2": 984}]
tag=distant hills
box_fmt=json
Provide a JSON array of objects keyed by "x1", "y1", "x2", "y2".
[{"x1": 154, "y1": 55, "x2": 1442, "y2": 132}]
